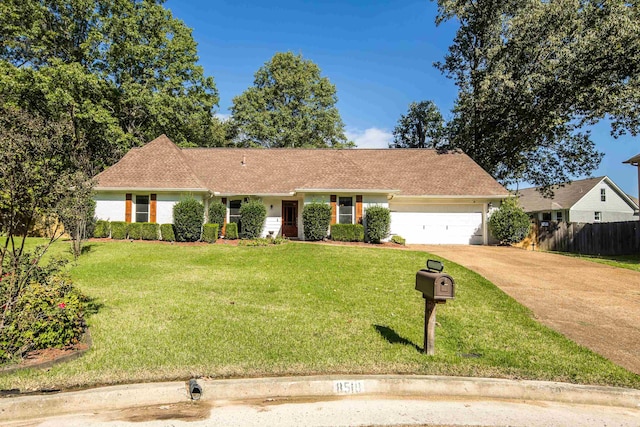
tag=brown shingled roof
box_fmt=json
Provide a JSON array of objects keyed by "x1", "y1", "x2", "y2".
[
  {"x1": 94, "y1": 135, "x2": 207, "y2": 191},
  {"x1": 516, "y1": 177, "x2": 605, "y2": 212},
  {"x1": 95, "y1": 136, "x2": 508, "y2": 197}
]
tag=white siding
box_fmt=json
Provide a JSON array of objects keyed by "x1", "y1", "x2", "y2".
[
  {"x1": 261, "y1": 197, "x2": 284, "y2": 238},
  {"x1": 570, "y1": 181, "x2": 635, "y2": 223},
  {"x1": 363, "y1": 195, "x2": 389, "y2": 211},
  {"x1": 95, "y1": 193, "x2": 125, "y2": 222},
  {"x1": 94, "y1": 191, "x2": 206, "y2": 224},
  {"x1": 303, "y1": 195, "x2": 331, "y2": 205}
]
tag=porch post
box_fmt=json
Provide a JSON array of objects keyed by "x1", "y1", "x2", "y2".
[{"x1": 482, "y1": 202, "x2": 489, "y2": 245}]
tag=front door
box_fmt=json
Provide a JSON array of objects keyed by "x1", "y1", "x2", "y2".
[{"x1": 282, "y1": 201, "x2": 298, "y2": 238}]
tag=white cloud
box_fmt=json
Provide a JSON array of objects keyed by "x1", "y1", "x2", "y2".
[
  {"x1": 346, "y1": 127, "x2": 392, "y2": 149},
  {"x1": 215, "y1": 113, "x2": 231, "y2": 122}
]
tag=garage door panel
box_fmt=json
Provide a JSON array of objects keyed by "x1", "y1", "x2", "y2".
[{"x1": 389, "y1": 206, "x2": 484, "y2": 245}]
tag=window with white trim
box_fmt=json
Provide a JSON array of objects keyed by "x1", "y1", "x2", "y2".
[
  {"x1": 338, "y1": 197, "x2": 353, "y2": 224},
  {"x1": 601, "y1": 188, "x2": 606, "y2": 202},
  {"x1": 229, "y1": 199, "x2": 242, "y2": 228},
  {"x1": 135, "y1": 195, "x2": 149, "y2": 223},
  {"x1": 594, "y1": 211, "x2": 601, "y2": 222},
  {"x1": 556, "y1": 211, "x2": 563, "y2": 222}
]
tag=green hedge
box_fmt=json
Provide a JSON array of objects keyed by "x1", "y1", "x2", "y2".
[
  {"x1": 225, "y1": 222, "x2": 239, "y2": 239},
  {"x1": 239, "y1": 199, "x2": 267, "y2": 239},
  {"x1": 141, "y1": 223, "x2": 159, "y2": 240},
  {"x1": 489, "y1": 197, "x2": 531, "y2": 244},
  {"x1": 302, "y1": 202, "x2": 331, "y2": 241},
  {"x1": 160, "y1": 224, "x2": 175, "y2": 242},
  {"x1": 208, "y1": 202, "x2": 226, "y2": 237},
  {"x1": 127, "y1": 223, "x2": 142, "y2": 240},
  {"x1": 111, "y1": 221, "x2": 127, "y2": 240},
  {"x1": 173, "y1": 197, "x2": 204, "y2": 242},
  {"x1": 202, "y1": 224, "x2": 218, "y2": 243},
  {"x1": 365, "y1": 205, "x2": 391, "y2": 243},
  {"x1": 331, "y1": 224, "x2": 364, "y2": 242},
  {"x1": 93, "y1": 220, "x2": 110, "y2": 238}
]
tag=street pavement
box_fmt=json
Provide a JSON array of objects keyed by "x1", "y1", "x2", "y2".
[{"x1": 2, "y1": 375, "x2": 639, "y2": 426}]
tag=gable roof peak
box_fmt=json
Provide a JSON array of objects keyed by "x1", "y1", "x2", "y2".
[{"x1": 95, "y1": 134, "x2": 208, "y2": 191}]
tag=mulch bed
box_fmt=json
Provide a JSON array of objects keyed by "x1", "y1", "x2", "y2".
[{"x1": 0, "y1": 330, "x2": 92, "y2": 375}]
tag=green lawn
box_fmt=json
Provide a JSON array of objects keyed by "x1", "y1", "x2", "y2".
[
  {"x1": 2, "y1": 240, "x2": 639, "y2": 392},
  {"x1": 555, "y1": 252, "x2": 640, "y2": 272}
]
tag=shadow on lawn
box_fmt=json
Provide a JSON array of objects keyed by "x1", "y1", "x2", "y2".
[
  {"x1": 82, "y1": 295, "x2": 104, "y2": 317},
  {"x1": 373, "y1": 324, "x2": 422, "y2": 353}
]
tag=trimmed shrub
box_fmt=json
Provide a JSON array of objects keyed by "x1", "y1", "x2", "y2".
[
  {"x1": 331, "y1": 224, "x2": 365, "y2": 242},
  {"x1": 202, "y1": 224, "x2": 219, "y2": 243},
  {"x1": 93, "y1": 220, "x2": 110, "y2": 238},
  {"x1": 160, "y1": 224, "x2": 175, "y2": 242},
  {"x1": 173, "y1": 197, "x2": 204, "y2": 242},
  {"x1": 239, "y1": 199, "x2": 267, "y2": 239},
  {"x1": 365, "y1": 206, "x2": 391, "y2": 243},
  {"x1": 208, "y1": 202, "x2": 227, "y2": 237},
  {"x1": 391, "y1": 235, "x2": 406, "y2": 245},
  {"x1": 302, "y1": 202, "x2": 331, "y2": 241},
  {"x1": 141, "y1": 223, "x2": 159, "y2": 240},
  {"x1": 489, "y1": 197, "x2": 531, "y2": 244},
  {"x1": 225, "y1": 222, "x2": 239, "y2": 239},
  {"x1": 127, "y1": 223, "x2": 142, "y2": 240},
  {"x1": 111, "y1": 221, "x2": 127, "y2": 240}
]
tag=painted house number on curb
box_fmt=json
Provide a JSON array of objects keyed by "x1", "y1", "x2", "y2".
[{"x1": 333, "y1": 380, "x2": 364, "y2": 394}]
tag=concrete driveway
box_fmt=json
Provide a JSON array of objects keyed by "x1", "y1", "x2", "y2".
[{"x1": 415, "y1": 245, "x2": 640, "y2": 375}]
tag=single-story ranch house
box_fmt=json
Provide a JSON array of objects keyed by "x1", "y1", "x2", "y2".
[{"x1": 94, "y1": 135, "x2": 509, "y2": 244}]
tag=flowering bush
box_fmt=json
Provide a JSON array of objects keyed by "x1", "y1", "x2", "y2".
[{"x1": 0, "y1": 250, "x2": 86, "y2": 362}]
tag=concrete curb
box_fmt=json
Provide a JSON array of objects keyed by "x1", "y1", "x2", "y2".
[{"x1": 1, "y1": 375, "x2": 639, "y2": 422}]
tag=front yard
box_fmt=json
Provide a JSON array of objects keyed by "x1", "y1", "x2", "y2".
[
  {"x1": 558, "y1": 252, "x2": 640, "y2": 272},
  {"x1": 1, "y1": 240, "x2": 639, "y2": 391}
]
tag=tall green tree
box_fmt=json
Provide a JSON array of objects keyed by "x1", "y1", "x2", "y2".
[
  {"x1": 434, "y1": 0, "x2": 639, "y2": 189},
  {"x1": 230, "y1": 52, "x2": 351, "y2": 148},
  {"x1": 391, "y1": 100, "x2": 445, "y2": 148},
  {"x1": 0, "y1": 104, "x2": 88, "y2": 360},
  {"x1": 0, "y1": 0, "x2": 219, "y2": 171}
]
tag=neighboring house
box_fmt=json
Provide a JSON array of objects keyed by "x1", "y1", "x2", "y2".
[
  {"x1": 623, "y1": 153, "x2": 640, "y2": 221},
  {"x1": 516, "y1": 176, "x2": 638, "y2": 223},
  {"x1": 94, "y1": 135, "x2": 509, "y2": 244}
]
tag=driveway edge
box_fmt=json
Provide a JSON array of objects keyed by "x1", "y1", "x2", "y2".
[{"x1": 1, "y1": 375, "x2": 639, "y2": 422}]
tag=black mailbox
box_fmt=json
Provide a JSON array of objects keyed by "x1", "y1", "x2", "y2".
[
  {"x1": 415, "y1": 261, "x2": 454, "y2": 301},
  {"x1": 416, "y1": 260, "x2": 455, "y2": 356}
]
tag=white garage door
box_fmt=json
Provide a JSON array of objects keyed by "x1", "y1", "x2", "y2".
[{"x1": 389, "y1": 204, "x2": 484, "y2": 245}]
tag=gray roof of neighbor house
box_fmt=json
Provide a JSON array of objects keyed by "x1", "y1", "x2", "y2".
[
  {"x1": 623, "y1": 153, "x2": 640, "y2": 165},
  {"x1": 516, "y1": 176, "x2": 638, "y2": 212},
  {"x1": 95, "y1": 134, "x2": 509, "y2": 197}
]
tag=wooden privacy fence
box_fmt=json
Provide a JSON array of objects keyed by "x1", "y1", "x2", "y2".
[{"x1": 527, "y1": 220, "x2": 640, "y2": 255}]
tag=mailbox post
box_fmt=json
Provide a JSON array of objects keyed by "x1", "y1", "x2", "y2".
[{"x1": 415, "y1": 260, "x2": 455, "y2": 355}]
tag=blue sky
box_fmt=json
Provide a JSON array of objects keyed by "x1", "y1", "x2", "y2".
[{"x1": 165, "y1": 0, "x2": 639, "y2": 196}]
